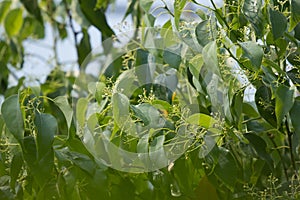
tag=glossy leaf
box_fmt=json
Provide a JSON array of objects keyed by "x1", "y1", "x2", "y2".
[
  {"x1": 244, "y1": 133, "x2": 273, "y2": 168},
  {"x1": 34, "y1": 112, "x2": 56, "y2": 159},
  {"x1": 20, "y1": 0, "x2": 43, "y2": 24},
  {"x1": 163, "y1": 45, "x2": 182, "y2": 70},
  {"x1": 213, "y1": 147, "x2": 238, "y2": 191},
  {"x1": 186, "y1": 113, "x2": 216, "y2": 129},
  {"x1": 0, "y1": 1, "x2": 11, "y2": 23},
  {"x1": 54, "y1": 96, "x2": 73, "y2": 129},
  {"x1": 76, "y1": 98, "x2": 88, "y2": 128},
  {"x1": 149, "y1": 135, "x2": 167, "y2": 168},
  {"x1": 275, "y1": 85, "x2": 294, "y2": 127},
  {"x1": 112, "y1": 93, "x2": 135, "y2": 134},
  {"x1": 242, "y1": 0, "x2": 265, "y2": 37},
  {"x1": 4, "y1": 8, "x2": 23, "y2": 37},
  {"x1": 1, "y1": 95, "x2": 23, "y2": 141},
  {"x1": 135, "y1": 49, "x2": 154, "y2": 86},
  {"x1": 202, "y1": 41, "x2": 220, "y2": 76},
  {"x1": 290, "y1": 97, "x2": 300, "y2": 135},
  {"x1": 174, "y1": 0, "x2": 187, "y2": 29},
  {"x1": 195, "y1": 20, "x2": 210, "y2": 47},
  {"x1": 77, "y1": 29, "x2": 91, "y2": 66},
  {"x1": 239, "y1": 41, "x2": 263, "y2": 70},
  {"x1": 10, "y1": 152, "x2": 23, "y2": 190},
  {"x1": 269, "y1": 8, "x2": 287, "y2": 40},
  {"x1": 78, "y1": 0, "x2": 114, "y2": 38},
  {"x1": 289, "y1": 0, "x2": 300, "y2": 31},
  {"x1": 33, "y1": 113, "x2": 56, "y2": 186},
  {"x1": 255, "y1": 85, "x2": 277, "y2": 127}
]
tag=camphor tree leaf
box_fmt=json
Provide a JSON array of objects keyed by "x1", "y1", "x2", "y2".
[
  {"x1": 10, "y1": 152, "x2": 23, "y2": 190},
  {"x1": 244, "y1": 133, "x2": 273, "y2": 168},
  {"x1": 78, "y1": 0, "x2": 114, "y2": 38},
  {"x1": 255, "y1": 85, "x2": 277, "y2": 127},
  {"x1": 289, "y1": 0, "x2": 300, "y2": 31},
  {"x1": 269, "y1": 8, "x2": 287, "y2": 40},
  {"x1": 1, "y1": 95, "x2": 24, "y2": 142},
  {"x1": 186, "y1": 113, "x2": 216, "y2": 129},
  {"x1": 275, "y1": 85, "x2": 294, "y2": 127},
  {"x1": 242, "y1": 0, "x2": 265, "y2": 37},
  {"x1": 20, "y1": 0, "x2": 43, "y2": 24},
  {"x1": 34, "y1": 112, "x2": 56, "y2": 160},
  {"x1": 76, "y1": 98, "x2": 88, "y2": 128},
  {"x1": 135, "y1": 49, "x2": 153, "y2": 86},
  {"x1": 54, "y1": 96, "x2": 73, "y2": 129},
  {"x1": 174, "y1": 0, "x2": 187, "y2": 29},
  {"x1": 202, "y1": 41, "x2": 220, "y2": 76},
  {"x1": 290, "y1": 97, "x2": 300, "y2": 135},
  {"x1": 77, "y1": 29, "x2": 91, "y2": 66},
  {"x1": 33, "y1": 112, "x2": 57, "y2": 186},
  {"x1": 239, "y1": 41, "x2": 263, "y2": 70},
  {"x1": 0, "y1": 1, "x2": 11, "y2": 23},
  {"x1": 195, "y1": 20, "x2": 210, "y2": 47},
  {"x1": 213, "y1": 147, "x2": 238, "y2": 191},
  {"x1": 149, "y1": 135, "x2": 167, "y2": 168},
  {"x1": 112, "y1": 93, "x2": 135, "y2": 134},
  {"x1": 4, "y1": 8, "x2": 23, "y2": 37},
  {"x1": 163, "y1": 45, "x2": 182, "y2": 70}
]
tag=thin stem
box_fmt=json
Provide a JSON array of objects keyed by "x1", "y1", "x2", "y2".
[
  {"x1": 285, "y1": 119, "x2": 297, "y2": 174},
  {"x1": 269, "y1": 133, "x2": 289, "y2": 181}
]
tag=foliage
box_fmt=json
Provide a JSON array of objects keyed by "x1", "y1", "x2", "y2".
[{"x1": 0, "y1": 0, "x2": 300, "y2": 199}]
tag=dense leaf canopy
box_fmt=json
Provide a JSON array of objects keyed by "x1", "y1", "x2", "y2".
[{"x1": 0, "y1": 0, "x2": 300, "y2": 199}]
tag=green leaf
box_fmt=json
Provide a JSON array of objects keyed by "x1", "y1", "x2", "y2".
[
  {"x1": 290, "y1": 97, "x2": 300, "y2": 135},
  {"x1": 76, "y1": 98, "x2": 88, "y2": 128},
  {"x1": 275, "y1": 85, "x2": 294, "y2": 127},
  {"x1": 34, "y1": 112, "x2": 56, "y2": 159},
  {"x1": 78, "y1": 0, "x2": 114, "y2": 38},
  {"x1": 242, "y1": 0, "x2": 265, "y2": 37},
  {"x1": 20, "y1": 0, "x2": 43, "y2": 24},
  {"x1": 140, "y1": 0, "x2": 153, "y2": 12},
  {"x1": 131, "y1": 103, "x2": 163, "y2": 128},
  {"x1": 163, "y1": 45, "x2": 182, "y2": 70},
  {"x1": 239, "y1": 41, "x2": 263, "y2": 70},
  {"x1": 287, "y1": 69, "x2": 300, "y2": 91},
  {"x1": 244, "y1": 133, "x2": 273, "y2": 168},
  {"x1": 149, "y1": 135, "x2": 167, "y2": 168},
  {"x1": 70, "y1": 0, "x2": 91, "y2": 28},
  {"x1": 0, "y1": 1, "x2": 11, "y2": 23},
  {"x1": 202, "y1": 41, "x2": 220, "y2": 76},
  {"x1": 10, "y1": 152, "x2": 23, "y2": 190},
  {"x1": 294, "y1": 23, "x2": 300, "y2": 40},
  {"x1": 54, "y1": 96, "x2": 73, "y2": 129},
  {"x1": 174, "y1": 0, "x2": 187, "y2": 29},
  {"x1": 255, "y1": 85, "x2": 277, "y2": 127},
  {"x1": 88, "y1": 82, "x2": 105, "y2": 104},
  {"x1": 135, "y1": 49, "x2": 154, "y2": 86},
  {"x1": 22, "y1": 136, "x2": 37, "y2": 167},
  {"x1": 1, "y1": 95, "x2": 24, "y2": 141},
  {"x1": 189, "y1": 54, "x2": 204, "y2": 80},
  {"x1": 33, "y1": 113, "x2": 56, "y2": 186},
  {"x1": 77, "y1": 29, "x2": 91, "y2": 66},
  {"x1": 269, "y1": 8, "x2": 287, "y2": 40},
  {"x1": 186, "y1": 113, "x2": 216, "y2": 129},
  {"x1": 289, "y1": 0, "x2": 300, "y2": 31},
  {"x1": 4, "y1": 8, "x2": 23, "y2": 37},
  {"x1": 196, "y1": 176, "x2": 218, "y2": 200},
  {"x1": 213, "y1": 147, "x2": 238, "y2": 191},
  {"x1": 112, "y1": 93, "x2": 135, "y2": 134},
  {"x1": 195, "y1": 20, "x2": 210, "y2": 47}
]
